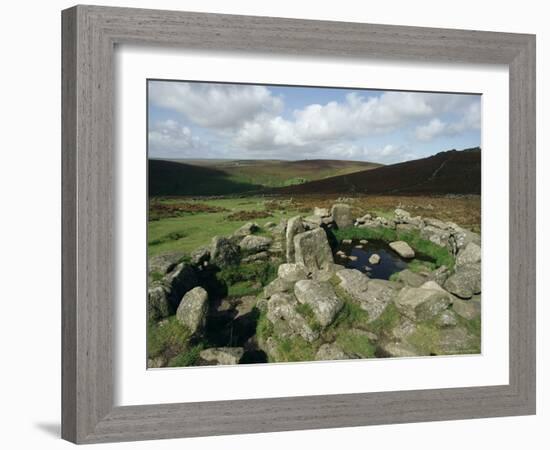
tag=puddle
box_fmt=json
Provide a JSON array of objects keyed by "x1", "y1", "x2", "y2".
[{"x1": 334, "y1": 239, "x2": 431, "y2": 280}]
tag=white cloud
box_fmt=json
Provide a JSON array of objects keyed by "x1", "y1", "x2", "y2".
[
  {"x1": 234, "y1": 91, "x2": 440, "y2": 151},
  {"x1": 415, "y1": 102, "x2": 481, "y2": 141},
  {"x1": 149, "y1": 81, "x2": 283, "y2": 129},
  {"x1": 148, "y1": 119, "x2": 208, "y2": 158},
  {"x1": 148, "y1": 83, "x2": 481, "y2": 162}
]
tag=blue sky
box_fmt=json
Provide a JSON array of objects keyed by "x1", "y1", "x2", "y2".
[{"x1": 148, "y1": 80, "x2": 481, "y2": 164}]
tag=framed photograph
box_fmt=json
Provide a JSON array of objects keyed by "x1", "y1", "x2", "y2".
[{"x1": 62, "y1": 5, "x2": 536, "y2": 444}]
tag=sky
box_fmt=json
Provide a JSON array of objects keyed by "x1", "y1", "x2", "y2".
[{"x1": 147, "y1": 80, "x2": 481, "y2": 165}]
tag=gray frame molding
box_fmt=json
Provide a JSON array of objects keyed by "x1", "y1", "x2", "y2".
[{"x1": 61, "y1": 5, "x2": 536, "y2": 444}]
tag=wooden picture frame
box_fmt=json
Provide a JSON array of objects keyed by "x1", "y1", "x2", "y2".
[{"x1": 61, "y1": 5, "x2": 536, "y2": 444}]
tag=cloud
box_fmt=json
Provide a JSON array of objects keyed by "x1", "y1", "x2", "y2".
[
  {"x1": 415, "y1": 102, "x2": 481, "y2": 141},
  {"x1": 148, "y1": 83, "x2": 481, "y2": 163},
  {"x1": 149, "y1": 81, "x2": 283, "y2": 129},
  {"x1": 234, "y1": 91, "x2": 439, "y2": 151},
  {"x1": 148, "y1": 119, "x2": 208, "y2": 158}
]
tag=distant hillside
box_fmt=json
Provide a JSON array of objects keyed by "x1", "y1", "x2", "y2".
[
  {"x1": 149, "y1": 158, "x2": 381, "y2": 196},
  {"x1": 171, "y1": 158, "x2": 381, "y2": 188},
  {"x1": 148, "y1": 160, "x2": 262, "y2": 196},
  {"x1": 272, "y1": 148, "x2": 481, "y2": 196}
]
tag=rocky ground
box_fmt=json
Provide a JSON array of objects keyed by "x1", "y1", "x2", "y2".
[{"x1": 147, "y1": 202, "x2": 481, "y2": 367}]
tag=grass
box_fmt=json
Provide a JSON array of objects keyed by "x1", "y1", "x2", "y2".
[
  {"x1": 147, "y1": 316, "x2": 192, "y2": 360},
  {"x1": 167, "y1": 343, "x2": 205, "y2": 367},
  {"x1": 274, "y1": 336, "x2": 317, "y2": 362},
  {"x1": 365, "y1": 302, "x2": 401, "y2": 335},
  {"x1": 256, "y1": 309, "x2": 274, "y2": 343},
  {"x1": 407, "y1": 259, "x2": 437, "y2": 273},
  {"x1": 333, "y1": 226, "x2": 455, "y2": 270},
  {"x1": 336, "y1": 330, "x2": 377, "y2": 358},
  {"x1": 295, "y1": 303, "x2": 322, "y2": 332},
  {"x1": 148, "y1": 196, "x2": 302, "y2": 257}
]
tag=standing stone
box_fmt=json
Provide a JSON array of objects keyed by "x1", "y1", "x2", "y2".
[
  {"x1": 285, "y1": 216, "x2": 305, "y2": 263},
  {"x1": 176, "y1": 287, "x2": 208, "y2": 334},
  {"x1": 294, "y1": 228, "x2": 334, "y2": 271},
  {"x1": 147, "y1": 285, "x2": 172, "y2": 321},
  {"x1": 331, "y1": 203, "x2": 353, "y2": 229},
  {"x1": 294, "y1": 280, "x2": 343, "y2": 327},
  {"x1": 389, "y1": 241, "x2": 416, "y2": 258}
]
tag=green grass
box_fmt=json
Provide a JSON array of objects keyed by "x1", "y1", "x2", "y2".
[
  {"x1": 256, "y1": 309, "x2": 274, "y2": 343},
  {"x1": 148, "y1": 197, "x2": 301, "y2": 257},
  {"x1": 147, "y1": 316, "x2": 192, "y2": 360},
  {"x1": 365, "y1": 302, "x2": 401, "y2": 335},
  {"x1": 274, "y1": 336, "x2": 317, "y2": 362},
  {"x1": 336, "y1": 330, "x2": 377, "y2": 358},
  {"x1": 167, "y1": 343, "x2": 205, "y2": 367},
  {"x1": 295, "y1": 303, "x2": 322, "y2": 332},
  {"x1": 333, "y1": 226, "x2": 455, "y2": 269},
  {"x1": 407, "y1": 259, "x2": 437, "y2": 273},
  {"x1": 218, "y1": 261, "x2": 277, "y2": 290}
]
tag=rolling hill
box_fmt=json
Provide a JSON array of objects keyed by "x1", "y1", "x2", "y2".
[
  {"x1": 272, "y1": 148, "x2": 481, "y2": 196},
  {"x1": 149, "y1": 158, "x2": 381, "y2": 196}
]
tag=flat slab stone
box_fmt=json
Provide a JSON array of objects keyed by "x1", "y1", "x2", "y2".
[
  {"x1": 389, "y1": 241, "x2": 415, "y2": 258},
  {"x1": 395, "y1": 286, "x2": 452, "y2": 321}
]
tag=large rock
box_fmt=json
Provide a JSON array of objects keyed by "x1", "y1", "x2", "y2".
[
  {"x1": 233, "y1": 222, "x2": 259, "y2": 237},
  {"x1": 424, "y1": 217, "x2": 448, "y2": 230},
  {"x1": 315, "y1": 343, "x2": 350, "y2": 361},
  {"x1": 148, "y1": 252, "x2": 185, "y2": 278},
  {"x1": 199, "y1": 347, "x2": 244, "y2": 365},
  {"x1": 395, "y1": 286, "x2": 452, "y2": 321},
  {"x1": 294, "y1": 228, "x2": 334, "y2": 271},
  {"x1": 444, "y1": 263, "x2": 481, "y2": 299},
  {"x1": 456, "y1": 242, "x2": 481, "y2": 267},
  {"x1": 176, "y1": 286, "x2": 208, "y2": 334},
  {"x1": 389, "y1": 241, "x2": 415, "y2": 258},
  {"x1": 190, "y1": 246, "x2": 210, "y2": 265},
  {"x1": 239, "y1": 235, "x2": 272, "y2": 253},
  {"x1": 294, "y1": 280, "x2": 343, "y2": 327},
  {"x1": 449, "y1": 224, "x2": 481, "y2": 251},
  {"x1": 393, "y1": 269, "x2": 426, "y2": 287},
  {"x1": 210, "y1": 236, "x2": 240, "y2": 267},
  {"x1": 164, "y1": 262, "x2": 198, "y2": 309},
  {"x1": 147, "y1": 285, "x2": 172, "y2": 320},
  {"x1": 333, "y1": 275, "x2": 398, "y2": 322},
  {"x1": 266, "y1": 293, "x2": 319, "y2": 342},
  {"x1": 261, "y1": 277, "x2": 295, "y2": 298},
  {"x1": 313, "y1": 207, "x2": 330, "y2": 217},
  {"x1": 421, "y1": 225, "x2": 451, "y2": 248},
  {"x1": 277, "y1": 263, "x2": 309, "y2": 282},
  {"x1": 331, "y1": 203, "x2": 353, "y2": 229},
  {"x1": 303, "y1": 215, "x2": 323, "y2": 228},
  {"x1": 285, "y1": 216, "x2": 305, "y2": 262},
  {"x1": 452, "y1": 295, "x2": 482, "y2": 320}
]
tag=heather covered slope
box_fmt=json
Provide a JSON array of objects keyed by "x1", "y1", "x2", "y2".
[{"x1": 272, "y1": 148, "x2": 481, "y2": 196}]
